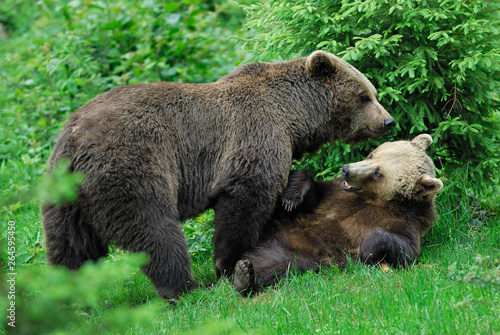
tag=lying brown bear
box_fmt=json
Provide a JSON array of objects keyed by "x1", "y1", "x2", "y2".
[{"x1": 233, "y1": 134, "x2": 443, "y2": 293}]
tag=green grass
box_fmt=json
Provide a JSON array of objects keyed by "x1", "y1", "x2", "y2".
[
  {"x1": 2, "y1": 188, "x2": 499, "y2": 334},
  {"x1": 136, "y1": 255, "x2": 499, "y2": 334}
]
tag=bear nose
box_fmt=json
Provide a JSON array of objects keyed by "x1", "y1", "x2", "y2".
[
  {"x1": 384, "y1": 117, "x2": 396, "y2": 128},
  {"x1": 341, "y1": 164, "x2": 350, "y2": 178}
]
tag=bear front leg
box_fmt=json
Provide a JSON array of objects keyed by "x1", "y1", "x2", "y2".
[
  {"x1": 359, "y1": 227, "x2": 420, "y2": 268},
  {"x1": 211, "y1": 147, "x2": 292, "y2": 278},
  {"x1": 213, "y1": 189, "x2": 276, "y2": 278}
]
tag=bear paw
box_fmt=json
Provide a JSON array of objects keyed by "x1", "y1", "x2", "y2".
[
  {"x1": 233, "y1": 259, "x2": 254, "y2": 293},
  {"x1": 281, "y1": 170, "x2": 313, "y2": 211},
  {"x1": 281, "y1": 194, "x2": 303, "y2": 211},
  {"x1": 157, "y1": 280, "x2": 200, "y2": 301}
]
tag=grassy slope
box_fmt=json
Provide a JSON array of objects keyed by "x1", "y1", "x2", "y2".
[{"x1": 1, "y1": 1, "x2": 499, "y2": 334}]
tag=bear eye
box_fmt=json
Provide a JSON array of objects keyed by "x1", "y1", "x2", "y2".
[
  {"x1": 367, "y1": 153, "x2": 373, "y2": 159},
  {"x1": 360, "y1": 95, "x2": 371, "y2": 102},
  {"x1": 373, "y1": 168, "x2": 383, "y2": 178}
]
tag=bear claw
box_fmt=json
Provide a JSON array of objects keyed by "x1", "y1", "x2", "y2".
[
  {"x1": 233, "y1": 259, "x2": 254, "y2": 293},
  {"x1": 281, "y1": 196, "x2": 302, "y2": 211}
]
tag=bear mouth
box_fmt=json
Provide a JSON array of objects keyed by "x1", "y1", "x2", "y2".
[
  {"x1": 368, "y1": 126, "x2": 390, "y2": 138},
  {"x1": 341, "y1": 180, "x2": 362, "y2": 192}
]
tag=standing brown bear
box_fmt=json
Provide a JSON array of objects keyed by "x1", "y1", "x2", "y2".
[
  {"x1": 233, "y1": 134, "x2": 443, "y2": 294},
  {"x1": 42, "y1": 50, "x2": 395, "y2": 299}
]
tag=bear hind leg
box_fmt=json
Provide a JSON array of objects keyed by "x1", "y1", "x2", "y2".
[
  {"x1": 115, "y1": 207, "x2": 198, "y2": 300},
  {"x1": 234, "y1": 239, "x2": 320, "y2": 294},
  {"x1": 359, "y1": 227, "x2": 419, "y2": 268}
]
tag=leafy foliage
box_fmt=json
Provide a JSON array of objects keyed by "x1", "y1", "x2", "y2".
[
  {"x1": 241, "y1": 0, "x2": 500, "y2": 186},
  {"x1": 37, "y1": 158, "x2": 85, "y2": 205},
  {"x1": 185, "y1": 210, "x2": 215, "y2": 255},
  {"x1": 2, "y1": 253, "x2": 161, "y2": 335}
]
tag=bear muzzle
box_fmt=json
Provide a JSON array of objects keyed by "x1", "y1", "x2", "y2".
[
  {"x1": 341, "y1": 164, "x2": 362, "y2": 192},
  {"x1": 362, "y1": 118, "x2": 395, "y2": 142}
]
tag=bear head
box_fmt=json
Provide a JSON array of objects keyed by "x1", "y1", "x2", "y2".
[
  {"x1": 306, "y1": 50, "x2": 395, "y2": 143},
  {"x1": 340, "y1": 134, "x2": 443, "y2": 204}
]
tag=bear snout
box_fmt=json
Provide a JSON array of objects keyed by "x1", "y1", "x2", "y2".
[
  {"x1": 383, "y1": 117, "x2": 396, "y2": 128},
  {"x1": 366, "y1": 115, "x2": 395, "y2": 137},
  {"x1": 341, "y1": 165, "x2": 362, "y2": 192},
  {"x1": 341, "y1": 164, "x2": 350, "y2": 178}
]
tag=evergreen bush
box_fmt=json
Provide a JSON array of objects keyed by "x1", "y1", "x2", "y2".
[{"x1": 241, "y1": 0, "x2": 500, "y2": 186}]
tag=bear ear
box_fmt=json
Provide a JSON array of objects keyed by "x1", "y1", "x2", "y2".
[
  {"x1": 306, "y1": 50, "x2": 337, "y2": 79},
  {"x1": 418, "y1": 177, "x2": 443, "y2": 197},
  {"x1": 411, "y1": 134, "x2": 433, "y2": 151}
]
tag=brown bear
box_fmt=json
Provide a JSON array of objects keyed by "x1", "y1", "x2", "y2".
[
  {"x1": 41, "y1": 50, "x2": 395, "y2": 299},
  {"x1": 233, "y1": 134, "x2": 443, "y2": 294}
]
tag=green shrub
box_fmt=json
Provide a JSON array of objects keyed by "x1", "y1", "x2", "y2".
[
  {"x1": 2, "y1": 253, "x2": 161, "y2": 335},
  {"x1": 37, "y1": 158, "x2": 85, "y2": 205},
  {"x1": 241, "y1": 0, "x2": 500, "y2": 187}
]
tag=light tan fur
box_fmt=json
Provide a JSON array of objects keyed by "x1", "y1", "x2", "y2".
[{"x1": 343, "y1": 134, "x2": 443, "y2": 204}]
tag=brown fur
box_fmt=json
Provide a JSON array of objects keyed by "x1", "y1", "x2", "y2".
[
  {"x1": 233, "y1": 135, "x2": 443, "y2": 294},
  {"x1": 41, "y1": 50, "x2": 394, "y2": 299}
]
